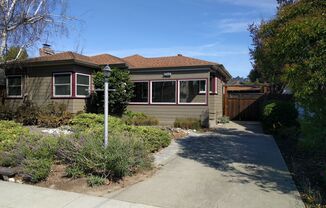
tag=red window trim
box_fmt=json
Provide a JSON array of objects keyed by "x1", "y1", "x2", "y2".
[
  {"x1": 129, "y1": 78, "x2": 209, "y2": 106},
  {"x1": 51, "y1": 71, "x2": 91, "y2": 99}
]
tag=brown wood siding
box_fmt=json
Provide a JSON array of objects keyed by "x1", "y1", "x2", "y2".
[
  {"x1": 127, "y1": 105, "x2": 209, "y2": 126},
  {"x1": 3, "y1": 64, "x2": 92, "y2": 113},
  {"x1": 129, "y1": 69, "x2": 210, "y2": 126}
]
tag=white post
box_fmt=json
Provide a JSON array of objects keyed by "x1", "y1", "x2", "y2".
[{"x1": 104, "y1": 77, "x2": 109, "y2": 148}]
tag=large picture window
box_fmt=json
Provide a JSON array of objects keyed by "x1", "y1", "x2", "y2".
[
  {"x1": 76, "y1": 73, "x2": 90, "y2": 97},
  {"x1": 6, "y1": 76, "x2": 22, "y2": 97},
  {"x1": 53, "y1": 73, "x2": 71, "y2": 97},
  {"x1": 131, "y1": 82, "x2": 148, "y2": 103},
  {"x1": 151, "y1": 81, "x2": 176, "y2": 104},
  {"x1": 179, "y1": 79, "x2": 207, "y2": 104}
]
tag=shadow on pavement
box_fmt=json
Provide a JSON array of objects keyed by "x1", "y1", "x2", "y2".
[{"x1": 177, "y1": 122, "x2": 297, "y2": 194}]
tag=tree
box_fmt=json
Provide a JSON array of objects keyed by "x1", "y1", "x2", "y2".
[
  {"x1": 276, "y1": 0, "x2": 295, "y2": 8},
  {"x1": 3, "y1": 47, "x2": 28, "y2": 61},
  {"x1": 90, "y1": 68, "x2": 134, "y2": 116},
  {"x1": 0, "y1": 0, "x2": 69, "y2": 62},
  {"x1": 249, "y1": 0, "x2": 326, "y2": 148}
]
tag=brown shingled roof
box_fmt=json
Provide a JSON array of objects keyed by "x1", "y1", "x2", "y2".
[
  {"x1": 123, "y1": 54, "x2": 217, "y2": 69},
  {"x1": 23, "y1": 51, "x2": 99, "y2": 67},
  {"x1": 90, "y1": 54, "x2": 126, "y2": 65}
]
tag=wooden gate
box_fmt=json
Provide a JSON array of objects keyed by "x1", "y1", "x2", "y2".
[{"x1": 224, "y1": 93, "x2": 265, "y2": 121}]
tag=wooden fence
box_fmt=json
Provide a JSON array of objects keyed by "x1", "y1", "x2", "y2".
[{"x1": 224, "y1": 90, "x2": 293, "y2": 121}]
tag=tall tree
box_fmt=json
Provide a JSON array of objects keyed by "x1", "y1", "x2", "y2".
[
  {"x1": 249, "y1": 0, "x2": 326, "y2": 147},
  {"x1": 0, "y1": 0, "x2": 70, "y2": 61}
]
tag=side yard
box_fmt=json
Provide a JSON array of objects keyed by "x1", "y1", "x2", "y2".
[{"x1": 261, "y1": 99, "x2": 326, "y2": 208}]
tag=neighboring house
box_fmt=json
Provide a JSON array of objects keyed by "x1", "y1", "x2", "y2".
[{"x1": 1, "y1": 45, "x2": 231, "y2": 127}]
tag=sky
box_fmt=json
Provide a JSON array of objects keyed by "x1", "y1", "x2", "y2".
[{"x1": 36, "y1": 0, "x2": 278, "y2": 77}]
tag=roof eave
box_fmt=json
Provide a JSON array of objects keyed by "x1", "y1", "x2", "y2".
[
  {"x1": 129, "y1": 65, "x2": 213, "y2": 70},
  {"x1": 211, "y1": 65, "x2": 232, "y2": 81},
  {"x1": 8, "y1": 59, "x2": 100, "y2": 69}
]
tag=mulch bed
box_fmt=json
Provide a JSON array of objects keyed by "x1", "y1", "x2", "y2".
[{"x1": 275, "y1": 137, "x2": 326, "y2": 207}]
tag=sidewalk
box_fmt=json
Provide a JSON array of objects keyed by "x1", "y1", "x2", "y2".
[{"x1": 0, "y1": 181, "x2": 160, "y2": 208}]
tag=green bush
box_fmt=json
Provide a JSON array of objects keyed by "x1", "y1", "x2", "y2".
[
  {"x1": 37, "y1": 102, "x2": 73, "y2": 128},
  {"x1": 57, "y1": 133, "x2": 153, "y2": 180},
  {"x1": 174, "y1": 118, "x2": 201, "y2": 130},
  {"x1": 23, "y1": 159, "x2": 52, "y2": 183},
  {"x1": 0, "y1": 120, "x2": 30, "y2": 151},
  {"x1": 0, "y1": 123, "x2": 57, "y2": 182},
  {"x1": 89, "y1": 69, "x2": 134, "y2": 116},
  {"x1": 298, "y1": 118, "x2": 326, "y2": 152},
  {"x1": 70, "y1": 113, "x2": 171, "y2": 153},
  {"x1": 87, "y1": 175, "x2": 106, "y2": 187},
  {"x1": 261, "y1": 100, "x2": 298, "y2": 133},
  {"x1": 0, "y1": 101, "x2": 73, "y2": 128},
  {"x1": 128, "y1": 126, "x2": 171, "y2": 152},
  {"x1": 69, "y1": 113, "x2": 104, "y2": 130},
  {"x1": 122, "y1": 111, "x2": 159, "y2": 126},
  {"x1": 65, "y1": 166, "x2": 84, "y2": 179}
]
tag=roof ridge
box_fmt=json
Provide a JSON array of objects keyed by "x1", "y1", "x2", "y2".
[{"x1": 124, "y1": 54, "x2": 144, "y2": 59}]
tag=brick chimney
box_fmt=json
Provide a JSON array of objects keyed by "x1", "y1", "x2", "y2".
[{"x1": 39, "y1": 44, "x2": 55, "y2": 56}]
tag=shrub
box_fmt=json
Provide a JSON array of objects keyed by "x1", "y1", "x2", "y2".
[
  {"x1": 65, "y1": 166, "x2": 84, "y2": 179},
  {"x1": 298, "y1": 118, "x2": 326, "y2": 152},
  {"x1": 23, "y1": 159, "x2": 52, "y2": 183},
  {"x1": 15, "y1": 101, "x2": 39, "y2": 125},
  {"x1": 174, "y1": 118, "x2": 201, "y2": 130},
  {"x1": 0, "y1": 104, "x2": 15, "y2": 120},
  {"x1": 69, "y1": 113, "x2": 104, "y2": 129},
  {"x1": 261, "y1": 100, "x2": 298, "y2": 133},
  {"x1": 0, "y1": 120, "x2": 30, "y2": 151},
  {"x1": 128, "y1": 126, "x2": 171, "y2": 152},
  {"x1": 276, "y1": 126, "x2": 300, "y2": 140},
  {"x1": 122, "y1": 111, "x2": 159, "y2": 126},
  {"x1": 57, "y1": 133, "x2": 153, "y2": 180},
  {"x1": 90, "y1": 69, "x2": 134, "y2": 116},
  {"x1": 70, "y1": 113, "x2": 171, "y2": 153},
  {"x1": 87, "y1": 175, "x2": 106, "y2": 187},
  {"x1": 0, "y1": 124, "x2": 57, "y2": 182},
  {"x1": 37, "y1": 102, "x2": 73, "y2": 128}
]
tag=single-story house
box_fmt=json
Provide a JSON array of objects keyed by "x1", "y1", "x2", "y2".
[{"x1": 0, "y1": 45, "x2": 231, "y2": 127}]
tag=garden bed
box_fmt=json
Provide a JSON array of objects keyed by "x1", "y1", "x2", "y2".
[
  {"x1": 37, "y1": 163, "x2": 156, "y2": 196},
  {"x1": 0, "y1": 113, "x2": 172, "y2": 194},
  {"x1": 275, "y1": 137, "x2": 326, "y2": 207}
]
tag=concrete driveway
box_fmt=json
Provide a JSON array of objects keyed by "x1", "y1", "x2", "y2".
[{"x1": 108, "y1": 122, "x2": 304, "y2": 208}]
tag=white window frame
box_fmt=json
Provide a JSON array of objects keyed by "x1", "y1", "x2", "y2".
[
  {"x1": 6, "y1": 75, "x2": 23, "y2": 98},
  {"x1": 178, "y1": 79, "x2": 207, "y2": 105},
  {"x1": 150, "y1": 80, "x2": 177, "y2": 105},
  {"x1": 75, "y1": 73, "x2": 91, "y2": 98},
  {"x1": 198, "y1": 80, "x2": 207, "y2": 94},
  {"x1": 129, "y1": 81, "x2": 149, "y2": 104},
  {"x1": 53, "y1": 72, "x2": 72, "y2": 97}
]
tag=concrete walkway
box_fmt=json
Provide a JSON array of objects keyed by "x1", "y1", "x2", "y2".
[
  {"x1": 0, "y1": 181, "x2": 160, "y2": 208},
  {"x1": 108, "y1": 122, "x2": 304, "y2": 208}
]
